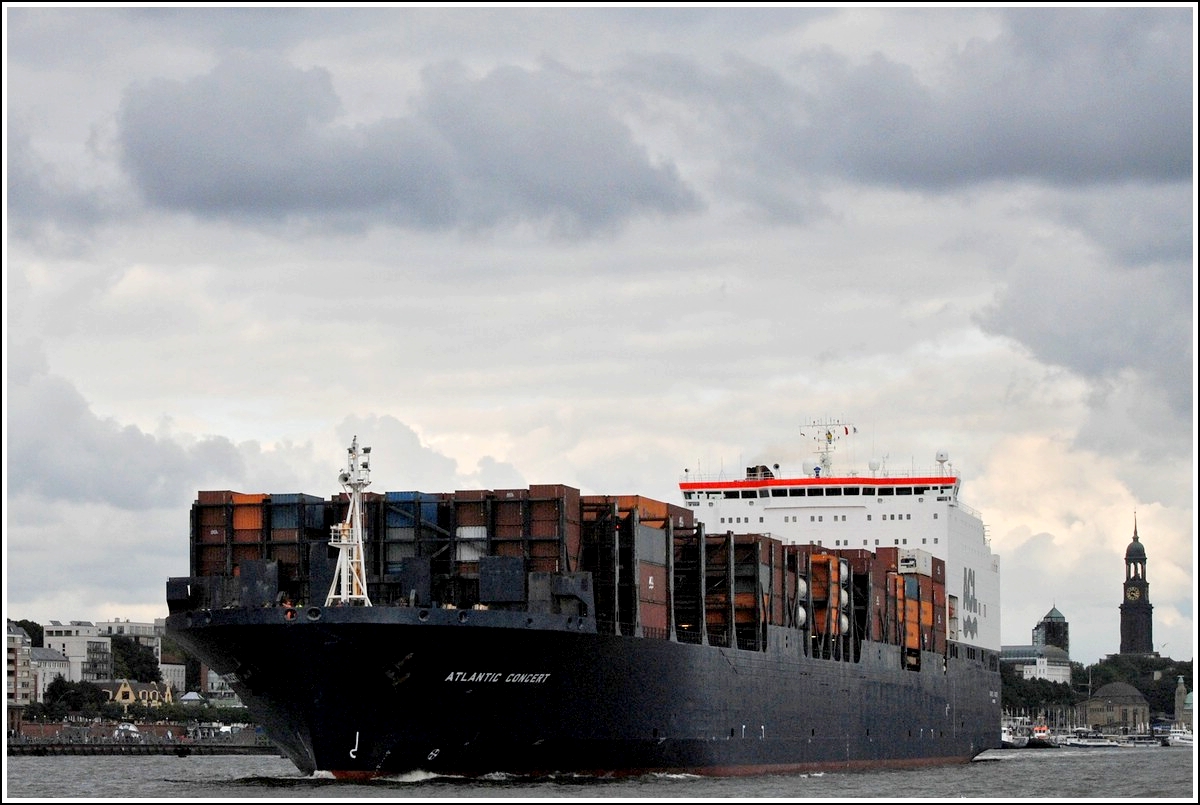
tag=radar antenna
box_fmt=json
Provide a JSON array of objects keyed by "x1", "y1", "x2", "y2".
[
  {"x1": 326, "y1": 436, "x2": 373, "y2": 607},
  {"x1": 800, "y1": 417, "x2": 855, "y2": 477}
]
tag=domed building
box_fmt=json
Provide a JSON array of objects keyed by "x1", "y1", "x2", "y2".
[{"x1": 1079, "y1": 681, "x2": 1150, "y2": 735}]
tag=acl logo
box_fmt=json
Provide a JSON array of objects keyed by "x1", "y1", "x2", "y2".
[{"x1": 961, "y1": 567, "x2": 979, "y2": 639}]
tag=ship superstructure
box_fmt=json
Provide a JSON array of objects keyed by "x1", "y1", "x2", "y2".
[{"x1": 680, "y1": 420, "x2": 1001, "y2": 656}]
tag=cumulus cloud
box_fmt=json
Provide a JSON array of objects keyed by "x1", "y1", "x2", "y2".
[
  {"x1": 616, "y1": 6, "x2": 1190, "y2": 220},
  {"x1": 6, "y1": 355, "x2": 242, "y2": 509},
  {"x1": 116, "y1": 52, "x2": 700, "y2": 235}
]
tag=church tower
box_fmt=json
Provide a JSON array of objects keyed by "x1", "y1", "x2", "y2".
[{"x1": 1119, "y1": 516, "x2": 1154, "y2": 654}]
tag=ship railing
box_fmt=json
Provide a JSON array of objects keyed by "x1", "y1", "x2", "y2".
[
  {"x1": 951, "y1": 499, "x2": 981, "y2": 520},
  {"x1": 680, "y1": 467, "x2": 961, "y2": 483},
  {"x1": 592, "y1": 619, "x2": 671, "y2": 641}
]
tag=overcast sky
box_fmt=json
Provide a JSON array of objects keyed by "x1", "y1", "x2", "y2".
[{"x1": 4, "y1": 5, "x2": 1195, "y2": 668}]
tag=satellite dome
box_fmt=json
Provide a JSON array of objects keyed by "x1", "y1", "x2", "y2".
[{"x1": 935, "y1": 450, "x2": 949, "y2": 463}]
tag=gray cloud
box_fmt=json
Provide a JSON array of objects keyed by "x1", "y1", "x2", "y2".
[
  {"x1": 973, "y1": 181, "x2": 1194, "y2": 423},
  {"x1": 6, "y1": 126, "x2": 113, "y2": 241},
  {"x1": 976, "y1": 259, "x2": 1193, "y2": 420},
  {"x1": 6, "y1": 363, "x2": 244, "y2": 510},
  {"x1": 116, "y1": 52, "x2": 700, "y2": 235},
  {"x1": 617, "y1": 7, "x2": 1190, "y2": 213},
  {"x1": 3, "y1": 343, "x2": 269, "y2": 510}
]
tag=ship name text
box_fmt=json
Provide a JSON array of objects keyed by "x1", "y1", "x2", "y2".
[{"x1": 444, "y1": 671, "x2": 551, "y2": 684}]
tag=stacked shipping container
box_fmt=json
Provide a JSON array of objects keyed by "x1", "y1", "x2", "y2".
[{"x1": 188, "y1": 487, "x2": 950, "y2": 667}]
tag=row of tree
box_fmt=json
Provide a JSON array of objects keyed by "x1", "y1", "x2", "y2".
[{"x1": 1001, "y1": 652, "x2": 1192, "y2": 722}]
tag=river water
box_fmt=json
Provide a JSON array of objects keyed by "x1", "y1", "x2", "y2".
[{"x1": 4, "y1": 745, "x2": 1195, "y2": 800}]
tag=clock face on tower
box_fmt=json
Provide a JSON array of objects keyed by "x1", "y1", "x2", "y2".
[{"x1": 1126, "y1": 587, "x2": 1141, "y2": 601}]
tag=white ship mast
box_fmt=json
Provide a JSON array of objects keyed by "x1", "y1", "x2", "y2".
[{"x1": 326, "y1": 436, "x2": 373, "y2": 607}]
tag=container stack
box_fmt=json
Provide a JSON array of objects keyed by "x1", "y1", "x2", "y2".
[{"x1": 186, "y1": 486, "x2": 952, "y2": 663}]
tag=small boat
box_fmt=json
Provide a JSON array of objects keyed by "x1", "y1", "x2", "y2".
[
  {"x1": 1001, "y1": 717, "x2": 1031, "y2": 749},
  {"x1": 1062, "y1": 729, "x2": 1121, "y2": 748},
  {"x1": 1025, "y1": 724, "x2": 1057, "y2": 749},
  {"x1": 1164, "y1": 727, "x2": 1193, "y2": 747},
  {"x1": 1117, "y1": 734, "x2": 1163, "y2": 748}
]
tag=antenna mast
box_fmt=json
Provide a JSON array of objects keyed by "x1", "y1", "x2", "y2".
[
  {"x1": 801, "y1": 417, "x2": 855, "y2": 477},
  {"x1": 326, "y1": 436, "x2": 373, "y2": 607}
]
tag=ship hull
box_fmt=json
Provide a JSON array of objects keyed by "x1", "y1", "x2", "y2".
[{"x1": 167, "y1": 605, "x2": 1000, "y2": 778}]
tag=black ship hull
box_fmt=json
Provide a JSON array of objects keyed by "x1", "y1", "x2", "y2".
[{"x1": 166, "y1": 604, "x2": 1000, "y2": 779}]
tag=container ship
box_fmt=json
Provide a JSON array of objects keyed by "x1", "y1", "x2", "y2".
[{"x1": 165, "y1": 421, "x2": 1002, "y2": 779}]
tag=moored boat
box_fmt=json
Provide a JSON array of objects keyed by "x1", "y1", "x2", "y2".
[
  {"x1": 165, "y1": 425, "x2": 1003, "y2": 779},
  {"x1": 1001, "y1": 717, "x2": 1031, "y2": 749},
  {"x1": 1062, "y1": 729, "x2": 1122, "y2": 748},
  {"x1": 1164, "y1": 727, "x2": 1193, "y2": 747},
  {"x1": 1025, "y1": 723, "x2": 1057, "y2": 748}
]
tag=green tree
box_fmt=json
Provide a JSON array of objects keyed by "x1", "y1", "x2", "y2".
[
  {"x1": 43, "y1": 678, "x2": 109, "y2": 718},
  {"x1": 111, "y1": 635, "x2": 162, "y2": 683},
  {"x1": 1001, "y1": 662, "x2": 1083, "y2": 712}
]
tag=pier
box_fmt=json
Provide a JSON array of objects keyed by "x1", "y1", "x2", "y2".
[{"x1": 7, "y1": 741, "x2": 282, "y2": 757}]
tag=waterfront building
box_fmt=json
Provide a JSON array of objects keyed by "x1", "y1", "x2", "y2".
[
  {"x1": 42, "y1": 621, "x2": 113, "y2": 682},
  {"x1": 999, "y1": 644, "x2": 1073, "y2": 685},
  {"x1": 6, "y1": 621, "x2": 34, "y2": 733},
  {"x1": 160, "y1": 661, "x2": 187, "y2": 696},
  {"x1": 96, "y1": 618, "x2": 162, "y2": 664},
  {"x1": 1079, "y1": 681, "x2": 1150, "y2": 734},
  {"x1": 29, "y1": 646, "x2": 70, "y2": 702},
  {"x1": 1001, "y1": 606, "x2": 1073, "y2": 684},
  {"x1": 94, "y1": 679, "x2": 176, "y2": 713}
]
